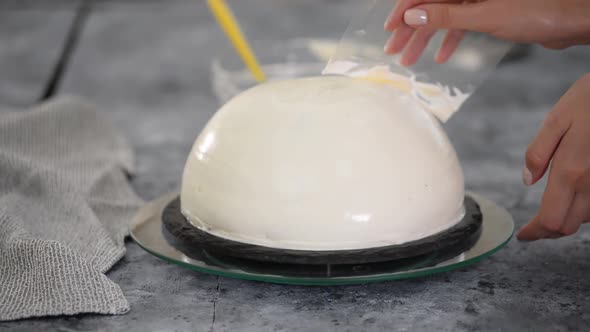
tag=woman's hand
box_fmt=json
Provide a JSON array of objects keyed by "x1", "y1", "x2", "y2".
[
  {"x1": 517, "y1": 74, "x2": 590, "y2": 241},
  {"x1": 384, "y1": 0, "x2": 590, "y2": 66}
]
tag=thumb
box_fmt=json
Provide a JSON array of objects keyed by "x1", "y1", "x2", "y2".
[{"x1": 404, "y1": 3, "x2": 496, "y2": 33}]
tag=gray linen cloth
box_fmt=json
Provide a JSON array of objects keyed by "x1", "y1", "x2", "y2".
[{"x1": 0, "y1": 97, "x2": 143, "y2": 321}]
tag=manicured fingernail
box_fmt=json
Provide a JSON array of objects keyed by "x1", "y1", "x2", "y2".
[
  {"x1": 522, "y1": 167, "x2": 533, "y2": 186},
  {"x1": 404, "y1": 9, "x2": 428, "y2": 26}
]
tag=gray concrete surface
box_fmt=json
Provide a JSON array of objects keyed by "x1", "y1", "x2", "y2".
[{"x1": 2, "y1": 0, "x2": 590, "y2": 331}]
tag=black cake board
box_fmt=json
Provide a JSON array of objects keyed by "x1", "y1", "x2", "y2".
[{"x1": 162, "y1": 195, "x2": 482, "y2": 266}]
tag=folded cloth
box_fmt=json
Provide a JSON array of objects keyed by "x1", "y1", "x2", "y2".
[{"x1": 0, "y1": 97, "x2": 143, "y2": 321}]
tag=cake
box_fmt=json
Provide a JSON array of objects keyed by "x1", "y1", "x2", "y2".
[{"x1": 180, "y1": 76, "x2": 465, "y2": 251}]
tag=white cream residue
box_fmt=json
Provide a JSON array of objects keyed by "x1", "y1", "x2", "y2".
[
  {"x1": 323, "y1": 60, "x2": 470, "y2": 123},
  {"x1": 304, "y1": 38, "x2": 470, "y2": 123}
]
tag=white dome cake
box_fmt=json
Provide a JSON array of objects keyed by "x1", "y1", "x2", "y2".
[{"x1": 181, "y1": 76, "x2": 465, "y2": 251}]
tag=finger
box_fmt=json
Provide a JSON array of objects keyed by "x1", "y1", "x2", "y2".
[
  {"x1": 559, "y1": 193, "x2": 590, "y2": 236},
  {"x1": 384, "y1": 24, "x2": 415, "y2": 54},
  {"x1": 517, "y1": 163, "x2": 575, "y2": 241},
  {"x1": 384, "y1": 0, "x2": 408, "y2": 31},
  {"x1": 554, "y1": 124, "x2": 590, "y2": 235},
  {"x1": 400, "y1": 28, "x2": 437, "y2": 66},
  {"x1": 385, "y1": 0, "x2": 463, "y2": 31},
  {"x1": 435, "y1": 29, "x2": 465, "y2": 63},
  {"x1": 403, "y1": 2, "x2": 496, "y2": 33},
  {"x1": 517, "y1": 214, "x2": 559, "y2": 241},
  {"x1": 524, "y1": 108, "x2": 571, "y2": 186}
]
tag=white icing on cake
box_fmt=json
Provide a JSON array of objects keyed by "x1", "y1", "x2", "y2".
[{"x1": 181, "y1": 76, "x2": 465, "y2": 251}]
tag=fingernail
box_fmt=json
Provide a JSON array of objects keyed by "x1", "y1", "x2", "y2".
[
  {"x1": 522, "y1": 167, "x2": 533, "y2": 186},
  {"x1": 404, "y1": 9, "x2": 428, "y2": 26}
]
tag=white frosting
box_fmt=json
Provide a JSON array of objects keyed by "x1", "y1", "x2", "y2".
[
  {"x1": 322, "y1": 61, "x2": 470, "y2": 123},
  {"x1": 181, "y1": 76, "x2": 465, "y2": 250}
]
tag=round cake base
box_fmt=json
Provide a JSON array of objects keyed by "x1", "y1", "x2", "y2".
[
  {"x1": 130, "y1": 192, "x2": 514, "y2": 285},
  {"x1": 161, "y1": 196, "x2": 482, "y2": 265}
]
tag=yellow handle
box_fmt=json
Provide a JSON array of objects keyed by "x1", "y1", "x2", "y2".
[{"x1": 207, "y1": 0, "x2": 266, "y2": 83}]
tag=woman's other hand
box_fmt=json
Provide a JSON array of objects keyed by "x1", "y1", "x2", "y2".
[{"x1": 516, "y1": 74, "x2": 590, "y2": 241}]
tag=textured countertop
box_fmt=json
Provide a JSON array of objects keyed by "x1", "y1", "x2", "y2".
[{"x1": 2, "y1": 1, "x2": 590, "y2": 331}]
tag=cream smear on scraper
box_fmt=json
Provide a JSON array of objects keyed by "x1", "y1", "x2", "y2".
[
  {"x1": 304, "y1": 38, "x2": 470, "y2": 123},
  {"x1": 322, "y1": 60, "x2": 469, "y2": 123}
]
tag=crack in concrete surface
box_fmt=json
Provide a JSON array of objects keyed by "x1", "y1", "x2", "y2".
[
  {"x1": 210, "y1": 276, "x2": 220, "y2": 332},
  {"x1": 39, "y1": 0, "x2": 90, "y2": 101}
]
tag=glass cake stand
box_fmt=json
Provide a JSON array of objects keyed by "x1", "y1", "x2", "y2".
[{"x1": 130, "y1": 192, "x2": 514, "y2": 285}]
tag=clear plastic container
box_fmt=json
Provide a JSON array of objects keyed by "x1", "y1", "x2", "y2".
[
  {"x1": 211, "y1": 0, "x2": 512, "y2": 122},
  {"x1": 211, "y1": 1, "x2": 512, "y2": 123},
  {"x1": 211, "y1": 39, "x2": 319, "y2": 104},
  {"x1": 210, "y1": 38, "x2": 384, "y2": 104}
]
